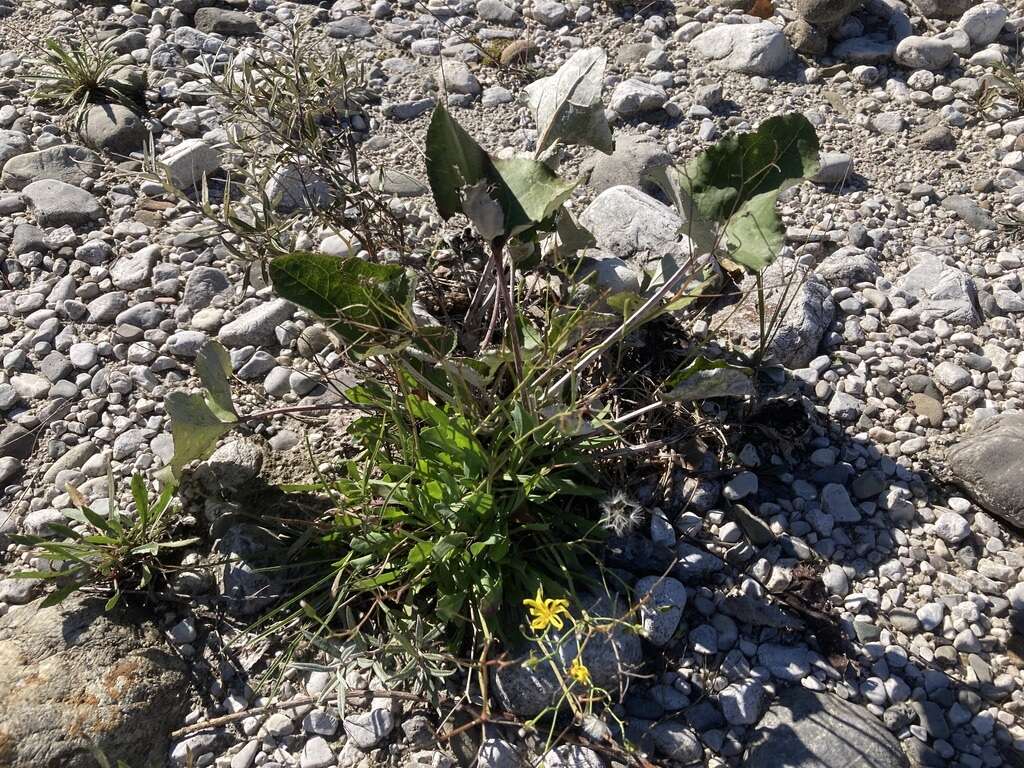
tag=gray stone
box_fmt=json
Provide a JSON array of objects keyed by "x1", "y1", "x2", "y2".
[
  {"x1": 214, "y1": 524, "x2": 287, "y2": 616},
  {"x1": 0, "y1": 129, "x2": 29, "y2": 168},
  {"x1": 111, "y1": 246, "x2": 158, "y2": 290},
  {"x1": 795, "y1": 0, "x2": 861, "y2": 30},
  {"x1": 159, "y1": 139, "x2": 220, "y2": 189},
  {"x1": 609, "y1": 79, "x2": 667, "y2": 116},
  {"x1": 183, "y1": 266, "x2": 231, "y2": 310},
  {"x1": 218, "y1": 299, "x2": 294, "y2": 347},
  {"x1": 197, "y1": 438, "x2": 265, "y2": 493},
  {"x1": 586, "y1": 135, "x2": 670, "y2": 196},
  {"x1": 492, "y1": 592, "x2": 642, "y2": 716},
  {"x1": 914, "y1": 0, "x2": 977, "y2": 19},
  {"x1": 833, "y1": 36, "x2": 895, "y2": 64},
  {"x1": 11, "y1": 223, "x2": 47, "y2": 255},
  {"x1": 942, "y1": 195, "x2": 995, "y2": 230},
  {"x1": 343, "y1": 708, "x2": 394, "y2": 750},
  {"x1": 690, "y1": 22, "x2": 794, "y2": 75},
  {"x1": 812, "y1": 152, "x2": 854, "y2": 186},
  {"x1": 948, "y1": 412, "x2": 1024, "y2": 527},
  {"x1": 266, "y1": 164, "x2": 333, "y2": 212},
  {"x1": 437, "y1": 60, "x2": 481, "y2": 96},
  {"x1": 744, "y1": 687, "x2": 908, "y2": 767},
  {"x1": 815, "y1": 248, "x2": 880, "y2": 287},
  {"x1": 0, "y1": 594, "x2": 189, "y2": 768},
  {"x1": 81, "y1": 104, "x2": 148, "y2": 156},
  {"x1": 23, "y1": 180, "x2": 104, "y2": 227},
  {"x1": 0, "y1": 145, "x2": 101, "y2": 190},
  {"x1": 478, "y1": 739, "x2": 519, "y2": 768},
  {"x1": 194, "y1": 7, "x2": 260, "y2": 35},
  {"x1": 530, "y1": 0, "x2": 568, "y2": 26},
  {"x1": 650, "y1": 721, "x2": 703, "y2": 763},
  {"x1": 476, "y1": 0, "x2": 519, "y2": 24},
  {"x1": 325, "y1": 16, "x2": 374, "y2": 38},
  {"x1": 894, "y1": 36, "x2": 955, "y2": 70},
  {"x1": 635, "y1": 575, "x2": 686, "y2": 646},
  {"x1": 899, "y1": 255, "x2": 980, "y2": 326},
  {"x1": 716, "y1": 258, "x2": 834, "y2": 368},
  {"x1": 959, "y1": 2, "x2": 1006, "y2": 45}
]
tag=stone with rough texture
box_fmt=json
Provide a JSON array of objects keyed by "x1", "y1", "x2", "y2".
[
  {"x1": 81, "y1": 104, "x2": 148, "y2": 156},
  {"x1": 899, "y1": 254, "x2": 980, "y2": 326},
  {"x1": 690, "y1": 23, "x2": 794, "y2": 75},
  {"x1": 947, "y1": 413, "x2": 1024, "y2": 528},
  {"x1": 744, "y1": 686, "x2": 909, "y2": 767},
  {"x1": 0, "y1": 144, "x2": 101, "y2": 190},
  {"x1": 0, "y1": 595, "x2": 189, "y2": 768},
  {"x1": 214, "y1": 524, "x2": 287, "y2": 616},
  {"x1": 159, "y1": 139, "x2": 220, "y2": 189},
  {"x1": 195, "y1": 7, "x2": 260, "y2": 35},
  {"x1": 635, "y1": 575, "x2": 687, "y2": 646},
  {"x1": 23, "y1": 180, "x2": 104, "y2": 227},
  {"x1": 716, "y1": 258, "x2": 834, "y2": 368}
]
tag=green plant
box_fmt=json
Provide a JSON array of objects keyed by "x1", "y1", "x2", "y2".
[
  {"x1": 157, "y1": 43, "x2": 821, "y2": 713},
  {"x1": 11, "y1": 472, "x2": 198, "y2": 609},
  {"x1": 29, "y1": 37, "x2": 140, "y2": 125},
  {"x1": 150, "y1": 23, "x2": 403, "y2": 268}
]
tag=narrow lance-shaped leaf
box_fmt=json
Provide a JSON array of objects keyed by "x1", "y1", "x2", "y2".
[{"x1": 525, "y1": 47, "x2": 614, "y2": 155}]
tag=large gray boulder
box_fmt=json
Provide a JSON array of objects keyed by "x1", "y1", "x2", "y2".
[
  {"x1": 0, "y1": 595, "x2": 189, "y2": 768},
  {"x1": 947, "y1": 412, "x2": 1024, "y2": 528},
  {"x1": 744, "y1": 686, "x2": 909, "y2": 767},
  {"x1": 690, "y1": 23, "x2": 794, "y2": 75},
  {"x1": 0, "y1": 144, "x2": 102, "y2": 190},
  {"x1": 714, "y1": 258, "x2": 835, "y2": 369}
]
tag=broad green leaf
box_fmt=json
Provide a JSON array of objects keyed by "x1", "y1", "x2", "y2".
[
  {"x1": 425, "y1": 103, "x2": 491, "y2": 220},
  {"x1": 553, "y1": 207, "x2": 596, "y2": 258},
  {"x1": 196, "y1": 341, "x2": 236, "y2": 421},
  {"x1": 269, "y1": 252, "x2": 411, "y2": 349},
  {"x1": 491, "y1": 157, "x2": 577, "y2": 229},
  {"x1": 525, "y1": 47, "x2": 613, "y2": 155},
  {"x1": 165, "y1": 391, "x2": 237, "y2": 478},
  {"x1": 681, "y1": 113, "x2": 820, "y2": 222},
  {"x1": 722, "y1": 189, "x2": 785, "y2": 272},
  {"x1": 131, "y1": 474, "x2": 149, "y2": 522}
]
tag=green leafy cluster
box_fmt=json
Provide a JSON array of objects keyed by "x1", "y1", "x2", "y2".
[{"x1": 12, "y1": 474, "x2": 198, "y2": 610}]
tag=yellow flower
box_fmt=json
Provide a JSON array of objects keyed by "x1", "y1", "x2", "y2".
[
  {"x1": 523, "y1": 586, "x2": 570, "y2": 633},
  {"x1": 568, "y1": 657, "x2": 591, "y2": 686}
]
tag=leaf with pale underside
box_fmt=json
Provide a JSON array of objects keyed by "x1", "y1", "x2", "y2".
[{"x1": 525, "y1": 47, "x2": 613, "y2": 155}]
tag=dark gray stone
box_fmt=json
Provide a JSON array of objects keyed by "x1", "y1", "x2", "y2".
[
  {"x1": 947, "y1": 412, "x2": 1024, "y2": 528},
  {"x1": 744, "y1": 686, "x2": 909, "y2": 767},
  {"x1": 0, "y1": 144, "x2": 102, "y2": 191},
  {"x1": 584, "y1": 135, "x2": 671, "y2": 197},
  {"x1": 214, "y1": 524, "x2": 287, "y2": 616},
  {"x1": 194, "y1": 7, "x2": 260, "y2": 35},
  {"x1": 81, "y1": 104, "x2": 148, "y2": 156}
]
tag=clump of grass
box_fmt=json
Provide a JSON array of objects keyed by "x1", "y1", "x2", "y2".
[
  {"x1": 12, "y1": 472, "x2": 198, "y2": 610},
  {"x1": 29, "y1": 38, "x2": 139, "y2": 125}
]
